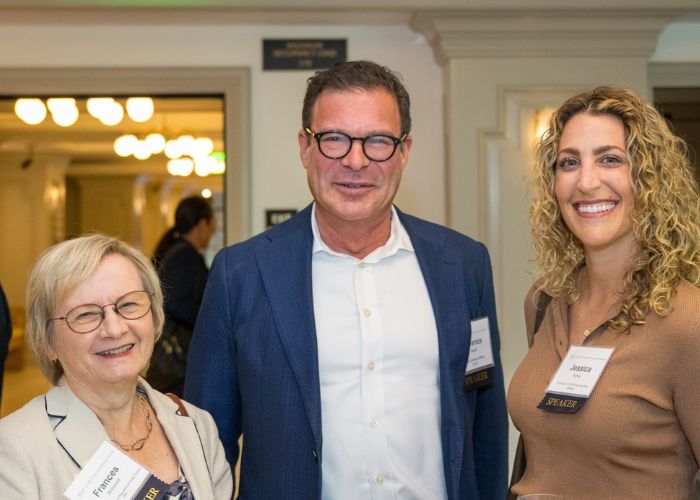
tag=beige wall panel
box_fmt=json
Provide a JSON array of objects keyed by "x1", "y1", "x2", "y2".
[
  {"x1": 73, "y1": 176, "x2": 136, "y2": 242},
  {"x1": 0, "y1": 177, "x2": 37, "y2": 307}
]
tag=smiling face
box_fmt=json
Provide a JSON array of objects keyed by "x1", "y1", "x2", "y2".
[
  {"x1": 298, "y1": 88, "x2": 412, "y2": 233},
  {"x1": 49, "y1": 253, "x2": 155, "y2": 393},
  {"x1": 554, "y1": 112, "x2": 637, "y2": 257}
]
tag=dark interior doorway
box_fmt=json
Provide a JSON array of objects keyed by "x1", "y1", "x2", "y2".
[{"x1": 654, "y1": 87, "x2": 700, "y2": 183}]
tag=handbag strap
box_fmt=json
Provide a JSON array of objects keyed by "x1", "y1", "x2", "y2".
[
  {"x1": 509, "y1": 290, "x2": 553, "y2": 499},
  {"x1": 530, "y1": 291, "x2": 552, "y2": 348},
  {"x1": 166, "y1": 392, "x2": 190, "y2": 417}
]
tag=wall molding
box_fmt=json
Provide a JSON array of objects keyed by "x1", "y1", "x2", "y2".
[
  {"x1": 649, "y1": 62, "x2": 700, "y2": 88},
  {"x1": 412, "y1": 11, "x2": 674, "y2": 63}
]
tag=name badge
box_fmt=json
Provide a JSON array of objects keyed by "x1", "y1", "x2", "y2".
[
  {"x1": 538, "y1": 345, "x2": 614, "y2": 413},
  {"x1": 64, "y1": 441, "x2": 167, "y2": 500},
  {"x1": 464, "y1": 317, "x2": 495, "y2": 391}
]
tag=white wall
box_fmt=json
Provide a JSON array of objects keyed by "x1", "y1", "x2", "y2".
[{"x1": 0, "y1": 23, "x2": 444, "y2": 236}]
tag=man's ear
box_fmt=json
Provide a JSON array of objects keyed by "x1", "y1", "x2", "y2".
[
  {"x1": 298, "y1": 129, "x2": 311, "y2": 169},
  {"x1": 398, "y1": 133, "x2": 413, "y2": 168}
]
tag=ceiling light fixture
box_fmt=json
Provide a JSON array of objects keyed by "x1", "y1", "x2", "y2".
[
  {"x1": 86, "y1": 97, "x2": 115, "y2": 119},
  {"x1": 15, "y1": 98, "x2": 48, "y2": 125},
  {"x1": 99, "y1": 102, "x2": 124, "y2": 126},
  {"x1": 144, "y1": 133, "x2": 166, "y2": 154},
  {"x1": 167, "y1": 157, "x2": 194, "y2": 176},
  {"x1": 47, "y1": 98, "x2": 79, "y2": 127},
  {"x1": 16, "y1": 95, "x2": 157, "y2": 129},
  {"x1": 126, "y1": 97, "x2": 154, "y2": 123},
  {"x1": 113, "y1": 134, "x2": 139, "y2": 157},
  {"x1": 86, "y1": 97, "x2": 124, "y2": 126}
]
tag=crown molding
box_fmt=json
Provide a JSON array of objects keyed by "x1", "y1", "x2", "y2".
[
  {"x1": 411, "y1": 10, "x2": 677, "y2": 62},
  {"x1": 1, "y1": 0, "x2": 700, "y2": 8},
  {"x1": 0, "y1": 1, "x2": 699, "y2": 26}
]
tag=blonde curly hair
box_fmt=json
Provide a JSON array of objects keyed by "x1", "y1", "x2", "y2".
[{"x1": 530, "y1": 85, "x2": 700, "y2": 332}]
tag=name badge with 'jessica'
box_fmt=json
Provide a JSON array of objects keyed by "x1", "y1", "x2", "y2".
[
  {"x1": 64, "y1": 441, "x2": 167, "y2": 500},
  {"x1": 464, "y1": 317, "x2": 495, "y2": 391},
  {"x1": 538, "y1": 345, "x2": 614, "y2": 413}
]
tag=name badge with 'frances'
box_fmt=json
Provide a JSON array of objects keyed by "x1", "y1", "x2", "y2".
[
  {"x1": 64, "y1": 441, "x2": 167, "y2": 500},
  {"x1": 538, "y1": 345, "x2": 614, "y2": 413},
  {"x1": 464, "y1": 317, "x2": 495, "y2": 391}
]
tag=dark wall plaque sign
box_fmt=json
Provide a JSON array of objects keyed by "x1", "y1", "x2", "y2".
[
  {"x1": 266, "y1": 209, "x2": 297, "y2": 228},
  {"x1": 263, "y1": 39, "x2": 346, "y2": 70}
]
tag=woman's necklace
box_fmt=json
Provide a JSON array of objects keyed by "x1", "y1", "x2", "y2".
[{"x1": 111, "y1": 392, "x2": 153, "y2": 452}]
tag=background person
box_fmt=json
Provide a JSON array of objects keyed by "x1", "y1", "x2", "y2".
[
  {"x1": 0, "y1": 282, "x2": 10, "y2": 404},
  {"x1": 0, "y1": 234, "x2": 232, "y2": 499},
  {"x1": 152, "y1": 195, "x2": 214, "y2": 331},
  {"x1": 150, "y1": 196, "x2": 213, "y2": 395},
  {"x1": 185, "y1": 60, "x2": 508, "y2": 499},
  {"x1": 508, "y1": 86, "x2": 700, "y2": 498}
]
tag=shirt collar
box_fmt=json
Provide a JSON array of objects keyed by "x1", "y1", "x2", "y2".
[{"x1": 311, "y1": 203, "x2": 414, "y2": 262}]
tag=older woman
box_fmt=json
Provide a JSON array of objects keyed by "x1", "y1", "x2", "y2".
[
  {"x1": 508, "y1": 86, "x2": 700, "y2": 498},
  {"x1": 0, "y1": 234, "x2": 232, "y2": 499}
]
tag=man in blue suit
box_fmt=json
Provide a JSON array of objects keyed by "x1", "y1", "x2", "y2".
[{"x1": 185, "y1": 60, "x2": 508, "y2": 499}]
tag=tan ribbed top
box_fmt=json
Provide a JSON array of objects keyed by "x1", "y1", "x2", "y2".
[{"x1": 508, "y1": 280, "x2": 700, "y2": 499}]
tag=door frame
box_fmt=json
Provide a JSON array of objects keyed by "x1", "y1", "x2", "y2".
[{"x1": 0, "y1": 66, "x2": 250, "y2": 245}]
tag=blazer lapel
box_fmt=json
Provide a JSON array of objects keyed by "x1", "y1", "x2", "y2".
[
  {"x1": 402, "y1": 214, "x2": 469, "y2": 500},
  {"x1": 147, "y1": 387, "x2": 214, "y2": 499},
  {"x1": 46, "y1": 380, "x2": 111, "y2": 469},
  {"x1": 255, "y1": 207, "x2": 322, "y2": 451}
]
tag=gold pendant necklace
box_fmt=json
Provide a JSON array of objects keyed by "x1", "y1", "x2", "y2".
[
  {"x1": 583, "y1": 328, "x2": 591, "y2": 338},
  {"x1": 111, "y1": 392, "x2": 153, "y2": 452}
]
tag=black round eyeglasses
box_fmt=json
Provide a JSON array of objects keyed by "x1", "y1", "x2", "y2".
[{"x1": 305, "y1": 128, "x2": 407, "y2": 162}]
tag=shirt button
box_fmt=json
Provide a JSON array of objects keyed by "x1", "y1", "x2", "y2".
[
  {"x1": 368, "y1": 361, "x2": 375, "y2": 370},
  {"x1": 363, "y1": 308, "x2": 372, "y2": 317},
  {"x1": 376, "y1": 474, "x2": 384, "y2": 485},
  {"x1": 370, "y1": 417, "x2": 378, "y2": 428},
  {"x1": 359, "y1": 262, "x2": 366, "y2": 268}
]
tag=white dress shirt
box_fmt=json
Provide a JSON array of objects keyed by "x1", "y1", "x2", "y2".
[{"x1": 311, "y1": 204, "x2": 448, "y2": 500}]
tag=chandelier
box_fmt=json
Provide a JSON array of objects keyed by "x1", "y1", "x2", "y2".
[
  {"x1": 15, "y1": 96, "x2": 153, "y2": 127},
  {"x1": 114, "y1": 133, "x2": 225, "y2": 177},
  {"x1": 13, "y1": 96, "x2": 224, "y2": 177}
]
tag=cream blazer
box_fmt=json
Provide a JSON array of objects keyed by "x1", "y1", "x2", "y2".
[{"x1": 0, "y1": 377, "x2": 233, "y2": 499}]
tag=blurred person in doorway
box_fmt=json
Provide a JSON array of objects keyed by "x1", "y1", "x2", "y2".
[
  {"x1": 148, "y1": 196, "x2": 214, "y2": 396},
  {"x1": 0, "y1": 281, "x2": 11, "y2": 403}
]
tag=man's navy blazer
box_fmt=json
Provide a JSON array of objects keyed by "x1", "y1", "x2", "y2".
[{"x1": 185, "y1": 204, "x2": 508, "y2": 499}]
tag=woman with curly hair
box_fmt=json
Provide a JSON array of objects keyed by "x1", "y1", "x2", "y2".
[{"x1": 508, "y1": 86, "x2": 700, "y2": 498}]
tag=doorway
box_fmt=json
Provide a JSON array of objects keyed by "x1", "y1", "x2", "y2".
[
  {"x1": 0, "y1": 67, "x2": 249, "y2": 415},
  {"x1": 650, "y1": 62, "x2": 700, "y2": 182},
  {"x1": 653, "y1": 87, "x2": 700, "y2": 182}
]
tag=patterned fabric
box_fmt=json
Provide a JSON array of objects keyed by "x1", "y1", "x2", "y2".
[{"x1": 164, "y1": 474, "x2": 194, "y2": 499}]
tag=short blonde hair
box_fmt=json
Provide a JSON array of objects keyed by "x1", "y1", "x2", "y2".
[
  {"x1": 530, "y1": 86, "x2": 700, "y2": 331},
  {"x1": 25, "y1": 234, "x2": 164, "y2": 385}
]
